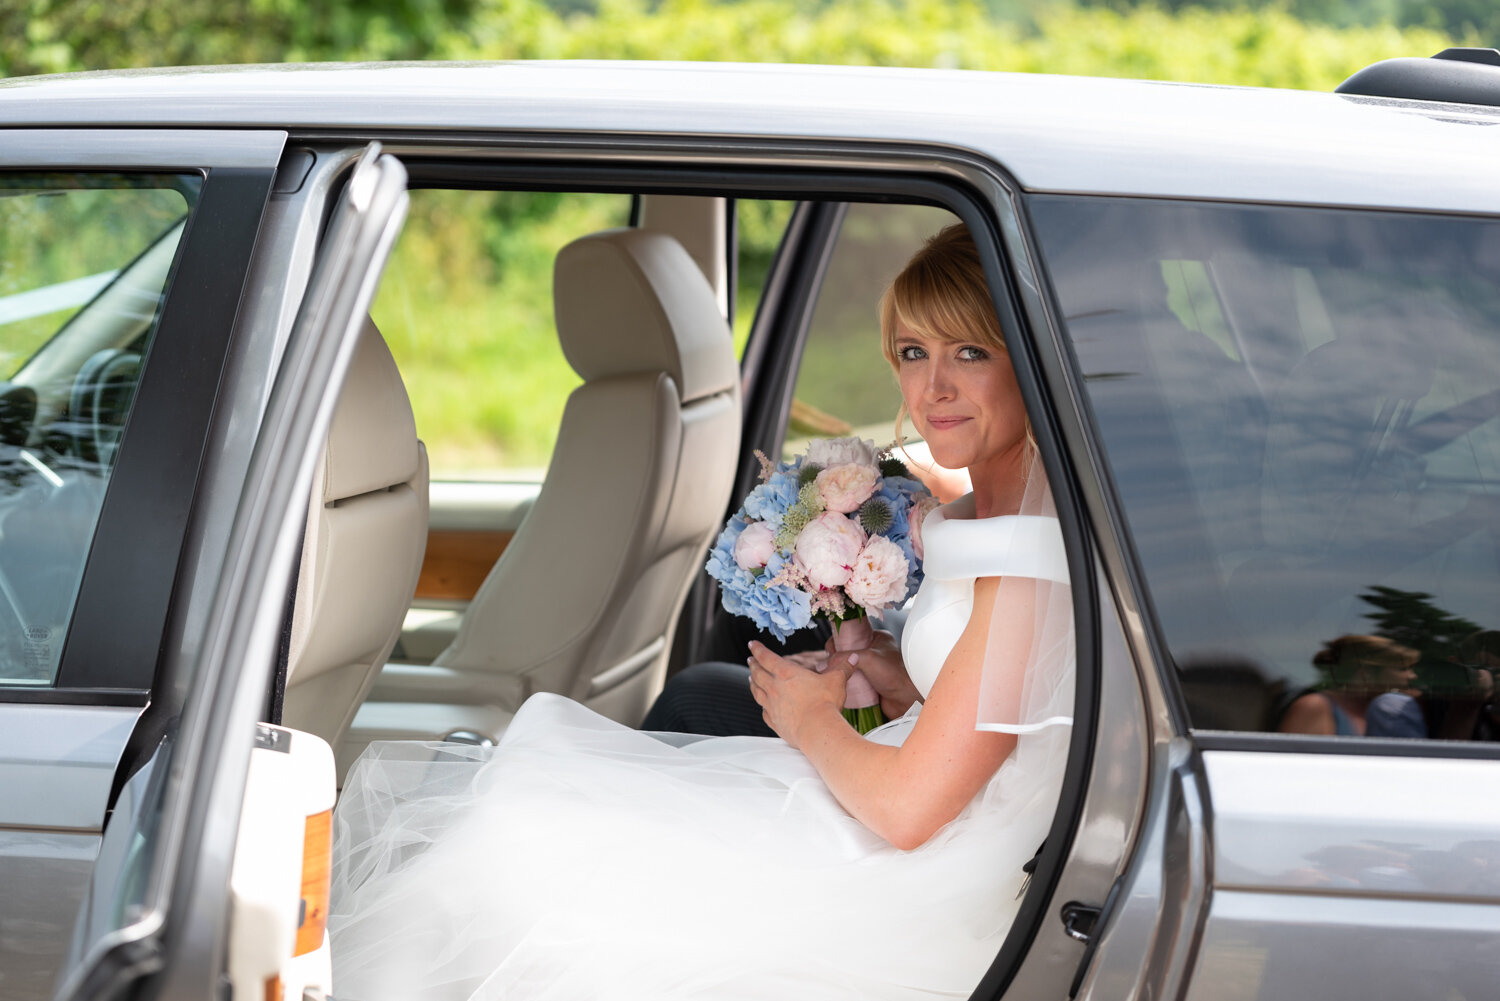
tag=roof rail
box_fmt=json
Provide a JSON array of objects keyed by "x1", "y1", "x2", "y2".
[{"x1": 1336, "y1": 47, "x2": 1500, "y2": 108}]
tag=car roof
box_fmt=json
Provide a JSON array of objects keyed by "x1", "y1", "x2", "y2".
[{"x1": 4, "y1": 60, "x2": 1500, "y2": 214}]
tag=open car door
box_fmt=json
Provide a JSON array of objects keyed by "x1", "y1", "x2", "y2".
[{"x1": 53, "y1": 145, "x2": 408, "y2": 1001}]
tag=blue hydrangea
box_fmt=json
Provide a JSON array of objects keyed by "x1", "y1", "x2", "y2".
[
  {"x1": 706, "y1": 536, "x2": 812, "y2": 642},
  {"x1": 870, "y1": 475, "x2": 930, "y2": 603},
  {"x1": 704, "y1": 517, "x2": 750, "y2": 584},
  {"x1": 741, "y1": 466, "x2": 801, "y2": 529}
]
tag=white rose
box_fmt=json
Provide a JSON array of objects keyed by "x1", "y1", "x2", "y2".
[
  {"x1": 804, "y1": 437, "x2": 878, "y2": 471},
  {"x1": 844, "y1": 536, "x2": 911, "y2": 610}
]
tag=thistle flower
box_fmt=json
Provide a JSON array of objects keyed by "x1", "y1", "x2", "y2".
[
  {"x1": 858, "y1": 497, "x2": 893, "y2": 535},
  {"x1": 879, "y1": 456, "x2": 910, "y2": 479},
  {"x1": 798, "y1": 463, "x2": 824, "y2": 487}
]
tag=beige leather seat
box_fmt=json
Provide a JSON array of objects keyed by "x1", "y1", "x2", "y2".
[
  {"x1": 281, "y1": 318, "x2": 428, "y2": 763},
  {"x1": 382, "y1": 228, "x2": 740, "y2": 740}
]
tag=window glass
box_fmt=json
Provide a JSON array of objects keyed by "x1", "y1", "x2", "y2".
[
  {"x1": 734, "y1": 198, "x2": 795, "y2": 356},
  {"x1": 373, "y1": 190, "x2": 631, "y2": 482},
  {"x1": 0, "y1": 172, "x2": 198, "y2": 685},
  {"x1": 1032, "y1": 195, "x2": 1500, "y2": 742},
  {"x1": 782, "y1": 202, "x2": 960, "y2": 463}
]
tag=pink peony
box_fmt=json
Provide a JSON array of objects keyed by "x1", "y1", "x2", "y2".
[
  {"x1": 794, "y1": 511, "x2": 866, "y2": 590},
  {"x1": 815, "y1": 463, "x2": 880, "y2": 514},
  {"x1": 908, "y1": 495, "x2": 943, "y2": 561},
  {"x1": 733, "y1": 520, "x2": 777, "y2": 570},
  {"x1": 844, "y1": 536, "x2": 911, "y2": 610},
  {"x1": 805, "y1": 436, "x2": 878, "y2": 469}
]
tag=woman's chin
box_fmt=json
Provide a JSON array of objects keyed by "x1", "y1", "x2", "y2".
[{"x1": 922, "y1": 441, "x2": 971, "y2": 472}]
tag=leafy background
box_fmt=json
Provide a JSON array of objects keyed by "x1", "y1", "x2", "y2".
[{"x1": 0, "y1": 0, "x2": 1479, "y2": 473}]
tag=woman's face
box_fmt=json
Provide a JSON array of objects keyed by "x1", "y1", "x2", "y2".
[
  {"x1": 1375, "y1": 658, "x2": 1419, "y2": 692},
  {"x1": 893, "y1": 321, "x2": 1028, "y2": 475},
  {"x1": 1350, "y1": 657, "x2": 1418, "y2": 694}
]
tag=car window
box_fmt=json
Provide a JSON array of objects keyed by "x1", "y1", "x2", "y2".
[
  {"x1": 734, "y1": 198, "x2": 795, "y2": 356},
  {"x1": 0, "y1": 173, "x2": 198, "y2": 686},
  {"x1": 1031, "y1": 195, "x2": 1500, "y2": 743},
  {"x1": 372, "y1": 189, "x2": 633, "y2": 483},
  {"x1": 780, "y1": 202, "x2": 967, "y2": 496}
]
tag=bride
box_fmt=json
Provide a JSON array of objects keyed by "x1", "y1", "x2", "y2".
[{"x1": 328, "y1": 224, "x2": 1075, "y2": 1001}]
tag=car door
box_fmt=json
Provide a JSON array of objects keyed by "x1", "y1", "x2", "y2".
[
  {"x1": 689, "y1": 186, "x2": 1143, "y2": 999},
  {"x1": 52, "y1": 145, "x2": 408, "y2": 1001},
  {"x1": 0, "y1": 129, "x2": 284, "y2": 1001},
  {"x1": 1025, "y1": 193, "x2": 1500, "y2": 1001}
]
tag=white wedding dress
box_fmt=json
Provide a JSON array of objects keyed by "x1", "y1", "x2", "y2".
[{"x1": 329, "y1": 499, "x2": 1073, "y2": 1001}]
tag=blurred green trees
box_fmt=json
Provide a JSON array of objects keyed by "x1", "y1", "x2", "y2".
[{"x1": 1, "y1": 0, "x2": 1470, "y2": 85}]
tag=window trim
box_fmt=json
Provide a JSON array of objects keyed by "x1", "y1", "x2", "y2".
[{"x1": 0, "y1": 147, "x2": 280, "y2": 701}]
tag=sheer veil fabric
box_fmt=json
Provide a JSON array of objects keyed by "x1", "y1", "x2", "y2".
[{"x1": 329, "y1": 462, "x2": 1075, "y2": 1001}]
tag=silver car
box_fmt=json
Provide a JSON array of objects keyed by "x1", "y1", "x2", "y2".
[{"x1": 1, "y1": 52, "x2": 1498, "y2": 1001}]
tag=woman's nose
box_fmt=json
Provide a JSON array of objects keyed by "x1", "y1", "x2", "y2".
[{"x1": 925, "y1": 361, "x2": 955, "y2": 399}]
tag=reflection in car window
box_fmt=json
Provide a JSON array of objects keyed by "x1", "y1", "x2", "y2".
[
  {"x1": 1032, "y1": 196, "x2": 1500, "y2": 741},
  {"x1": 0, "y1": 173, "x2": 198, "y2": 686}
]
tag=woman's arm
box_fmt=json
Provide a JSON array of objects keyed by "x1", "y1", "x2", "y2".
[
  {"x1": 1278, "y1": 692, "x2": 1336, "y2": 735},
  {"x1": 749, "y1": 575, "x2": 1025, "y2": 850}
]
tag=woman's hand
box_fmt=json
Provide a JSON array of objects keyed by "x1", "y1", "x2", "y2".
[
  {"x1": 824, "y1": 629, "x2": 920, "y2": 719},
  {"x1": 747, "y1": 640, "x2": 851, "y2": 749}
]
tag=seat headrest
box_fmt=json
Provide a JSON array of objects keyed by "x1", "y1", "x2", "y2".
[
  {"x1": 322, "y1": 318, "x2": 421, "y2": 503},
  {"x1": 554, "y1": 229, "x2": 737, "y2": 403}
]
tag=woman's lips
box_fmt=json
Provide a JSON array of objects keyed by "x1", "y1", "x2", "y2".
[{"x1": 926, "y1": 416, "x2": 970, "y2": 430}]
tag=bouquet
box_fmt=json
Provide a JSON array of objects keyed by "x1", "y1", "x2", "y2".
[{"x1": 706, "y1": 436, "x2": 939, "y2": 733}]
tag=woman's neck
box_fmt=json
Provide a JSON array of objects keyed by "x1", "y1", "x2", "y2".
[{"x1": 968, "y1": 443, "x2": 1031, "y2": 519}]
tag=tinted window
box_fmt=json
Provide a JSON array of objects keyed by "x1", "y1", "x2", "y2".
[
  {"x1": 1032, "y1": 196, "x2": 1500, "y2": 741},
  {"x1": 0, "y1": 173, "x2": 198, "y2": 685}
]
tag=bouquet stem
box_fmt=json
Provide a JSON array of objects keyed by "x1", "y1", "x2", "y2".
[
  {"x1": 831, "y1": 614, "x2": 887, "y2": 735},
  {"x1": 843, "y1": 704, "x2": 887, "y2": 734}
]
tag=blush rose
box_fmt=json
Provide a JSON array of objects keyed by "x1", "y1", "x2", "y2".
[
  {"x1": 815, "y1": 463, "x2": 880, "y2": 514},
  {"x1": 795, "y1": 512, "x2": 867, "y2": 590},
  {"x1": 843, "y1": 535, "x2": 911, "y2": 609},
  {"x1": 733, "y1": 520, "x2": 777, "y2": 570}
]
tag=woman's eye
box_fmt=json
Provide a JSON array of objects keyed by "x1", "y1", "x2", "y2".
[
  {"x1": 957, "y1": 345, "x2": 989, "y2": 361},
  {"x1": 898, "y1": 345, "x2": 925, "y2": 362}
]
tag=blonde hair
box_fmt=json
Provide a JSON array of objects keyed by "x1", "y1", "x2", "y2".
[
  {"x1": 879, "y1": 223, "x2": 1007, "y2": 369},
  {"x1": 879, "y1": 223, "x2": 1034, "y2": 456}
]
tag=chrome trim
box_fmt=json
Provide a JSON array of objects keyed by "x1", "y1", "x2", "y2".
[{"x1": 0, "y1": 128, "x2": 285, "y2": 168}]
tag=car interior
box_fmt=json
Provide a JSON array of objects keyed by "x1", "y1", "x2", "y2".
[{"x1": 288, "y1": 185, "x2": 967, "y2": 779}]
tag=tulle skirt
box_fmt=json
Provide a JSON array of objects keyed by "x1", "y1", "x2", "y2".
[{"x1": 329, "y1": 693, "x2": 1065, "y2": 1001}]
